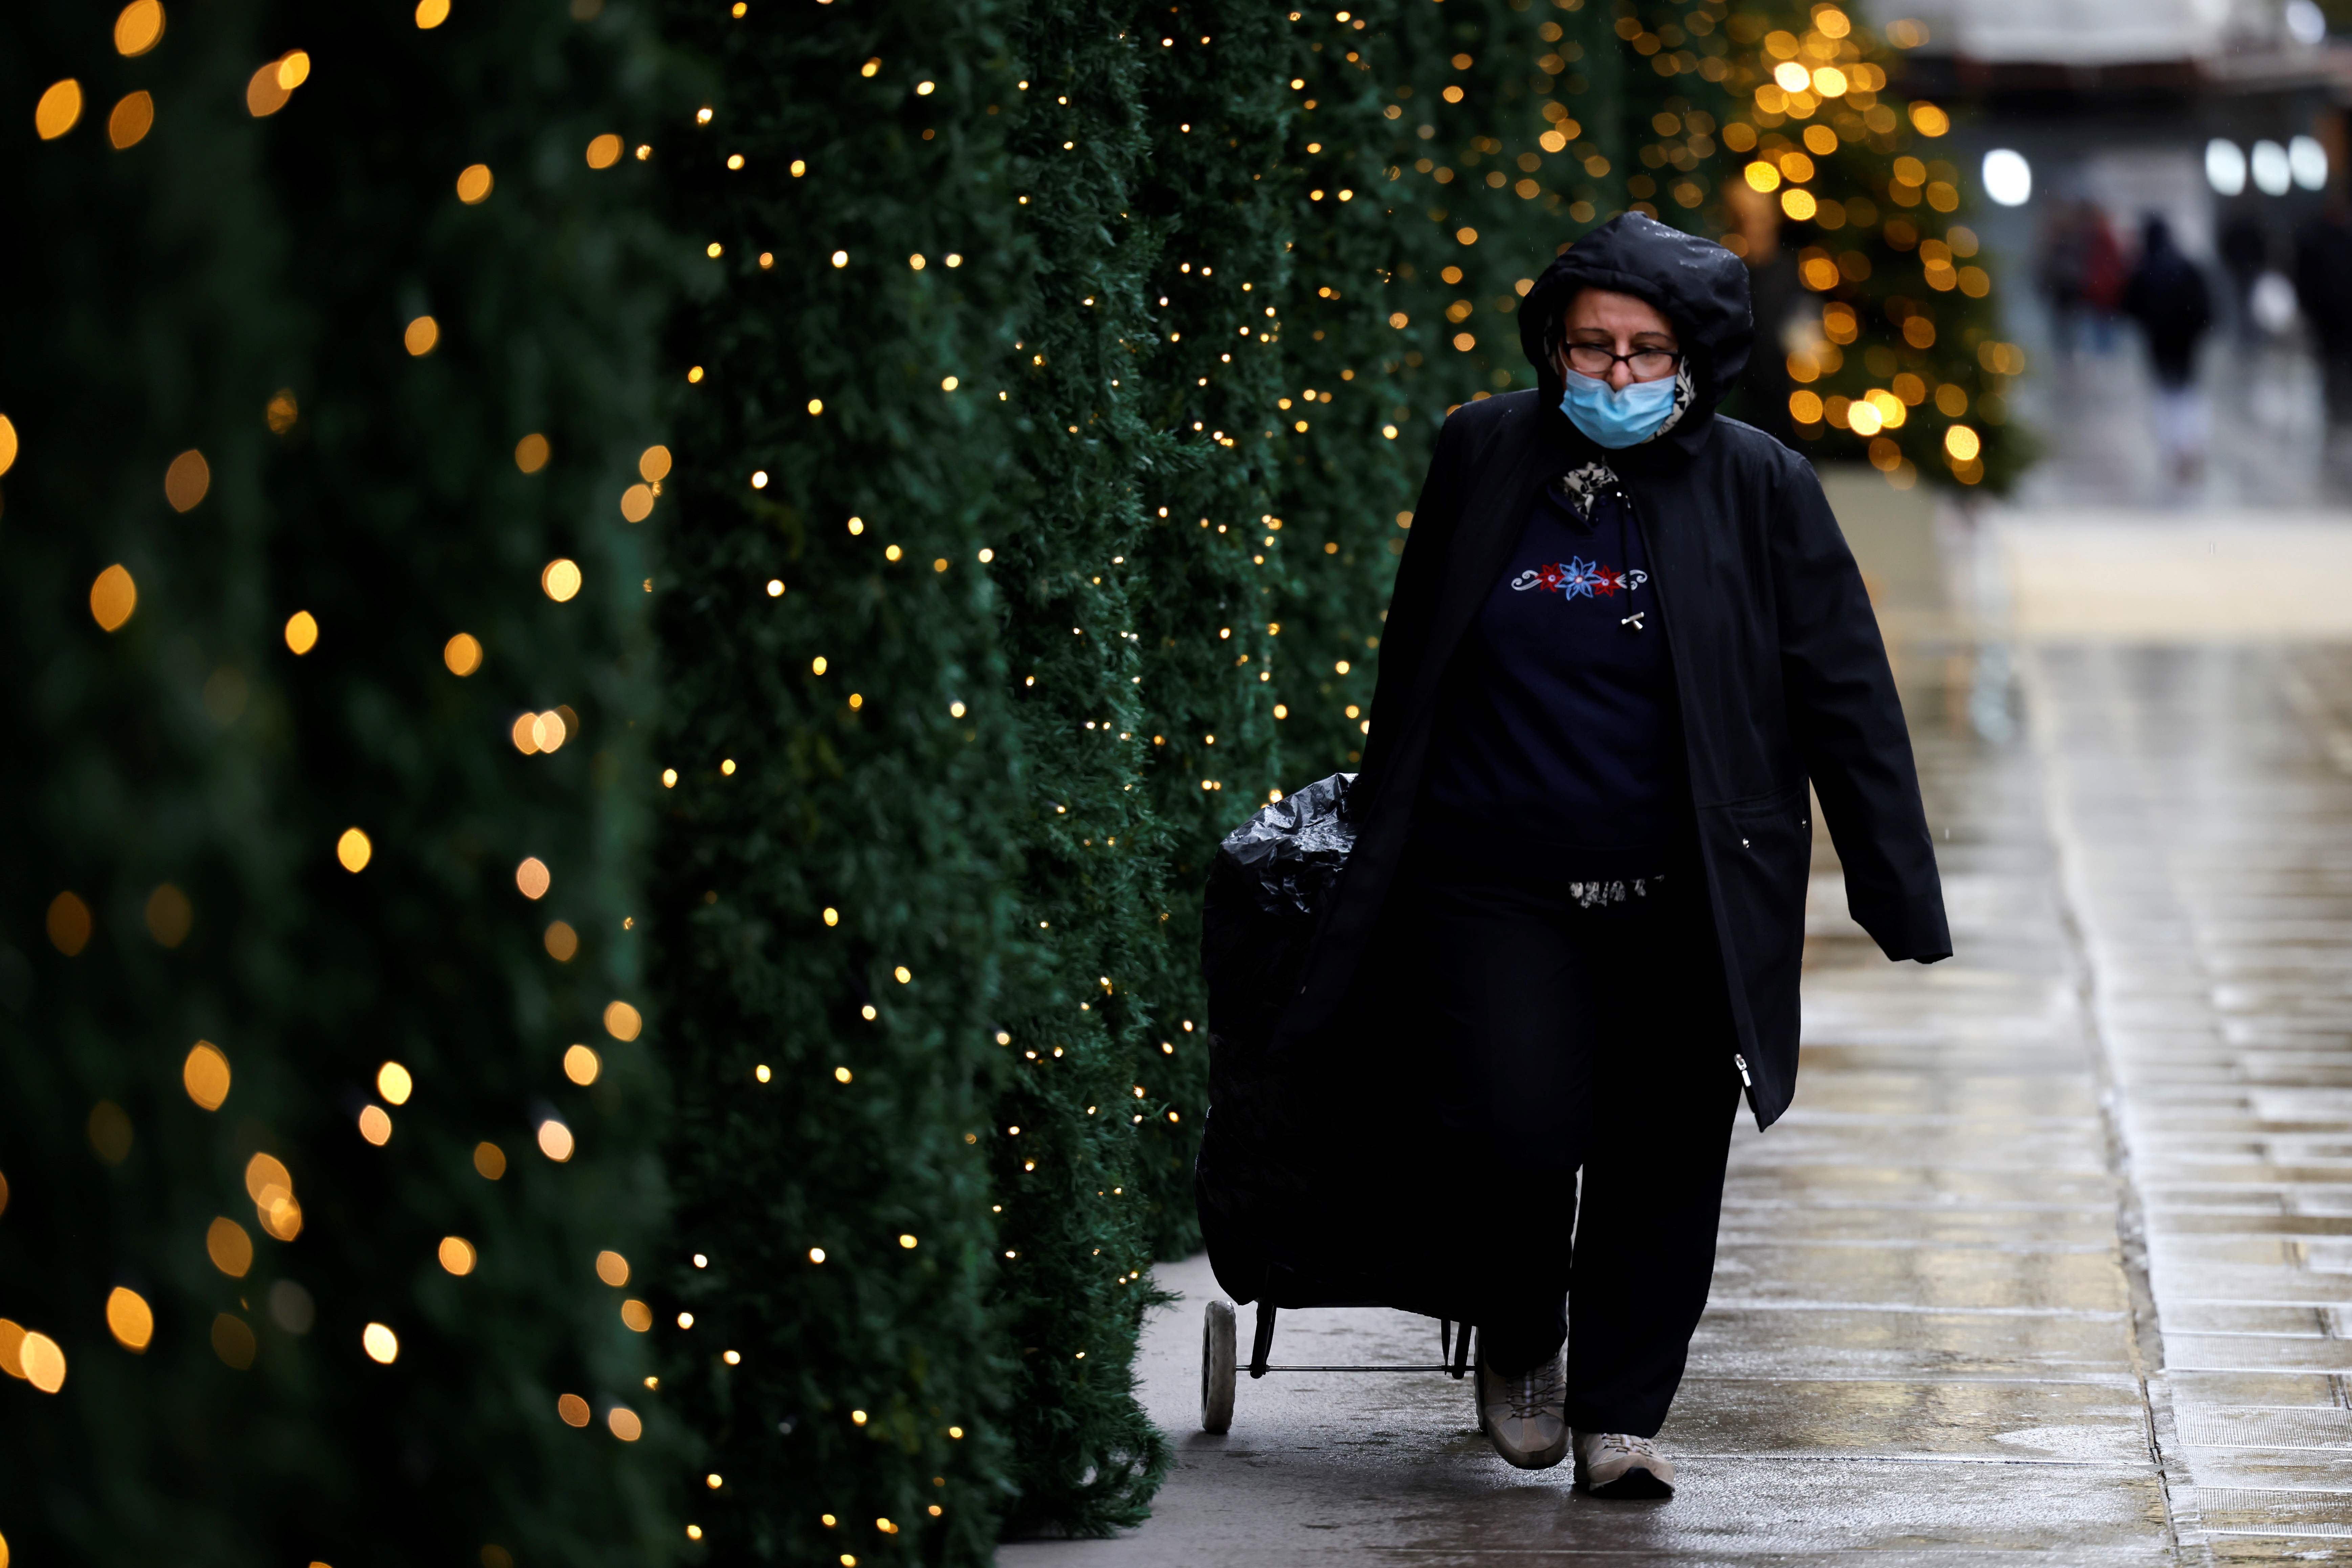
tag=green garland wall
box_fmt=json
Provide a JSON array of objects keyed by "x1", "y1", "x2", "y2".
[
  {"x1": 643, "y1": 0, "x2": 1646, "y2": 1550},
  {"x1": 1, "y1": 1, "x2": 678, "y2": 1564},
  {"x1": 646, "y1": 0, "x2": 1038, "y2": 1557}
]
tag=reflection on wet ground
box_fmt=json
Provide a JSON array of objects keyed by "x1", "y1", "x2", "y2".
[{"x1": 1002, "y1": 604, "x2": 2352, "y2": 1562}]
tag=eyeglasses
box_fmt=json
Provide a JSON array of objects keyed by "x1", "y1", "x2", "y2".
[{"x1": 1562, "y1": 343, "x2": 1682, "y2": 379}]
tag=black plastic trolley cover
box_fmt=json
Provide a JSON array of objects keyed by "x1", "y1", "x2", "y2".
[{"x1": 1197, "y1": 774, "x2": 1481, "y2": 1321}]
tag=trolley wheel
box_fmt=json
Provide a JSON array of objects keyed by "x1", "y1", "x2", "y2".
[{"x1": 1201, "y1": 1299, "x2": 1237, "y2": 1434}]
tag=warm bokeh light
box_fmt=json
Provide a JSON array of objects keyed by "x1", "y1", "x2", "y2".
[
  {"x1": 514, "y1": 432, "x2": 551, "y2": 472},
  {"x1": 444, "y1": 632, "x2": 483, "y2": 675},
  {"x1": 359, "y1": 1104, "x2": 393, "y2": 1145},
  {"x1": 1789, "y1": 389, "x2": 1824, "y2": 424},
  {"x1": 595, "y1": 1250, "x2": 631, "y2": 1286},
  {"x1": 362, "y1": 1323, "x2": 399, "y2": 1364},
  {"x1": 537, "y1": 1119, "x2": 575, "y2": 1162},
  {"x1": 558, "y1": 1393, "x2": 592, "y2": 1427},
  {"x1": 542, "y1": 558, "x2": 582, "y2": 601},
  {"x1": 1945, "y1": 425, "x2": 1982, "y2": 462},
  {"x1": 474, "y1": 1141, "x2": 507, "y2": 1180},
  {"x1": 621, "y1": 1299, "x2": 654, "y2": 1330},
  {"x1": 586, "y1": 133, "x2": 623, "y2": 169},
  {"x1": 106, "y1": 1287, "x2": 154, "y2": 1351},
  {"x1": 284, "y1": 610, "x2": 319, "y2": 654},
  {"x1": 610, "y1": 1407, "x2": 643, "y2": 1440},
  {"x1": 207, "y1": 1217, "x2": 255, "y2": 1277},
  {"x1": 36, "y1": 81, "x2": 84, "y2": 140},
  {"x1": 165, "y1": 448, "x2": 211, "y2": 511},
  {"x1": 376, "y1": 1061, "x2": 413, "y2": 1106},
  {"x1": 456, "y1": 164, "x2": 493, "y2": 204},
  {"x1": 621, "y1": 483, "x2": 654, "y2": 522},
  {"x1": 1909, "y1": 102, "x2": 1950, "y2": 136},
  {"x1": 246, "y1": 59, "x2": 293, "y2": 117},
  {"x1": 639, "y1": 444, "x2": 673, "y2": 481},
  {"x1": 244, "y1": 1152, "x2": 293, "y2": 1204},
  {"x1": 516, "y1": 857, "x2": 551, "y2": 899},
  {"x1": 544, "y1": 920, "x2": 578, "y2": 961},
  {"x1": 46, "y1": 892, "x2": 92, "y2": 955},
  {"x1": 20, "y1": 1332, "x2": 67, "y2": 1393},
  {"x1": 108, "y1": 91, "x2": 155, "y2": 149},
  {"x1": 115, "y1": 2, "x2": 167, "y2": 55},
  {"x1": 0, "y1": 415, "x2": 17, "y2": 476},
  {"x1": 257, "y1": 1196, "x2": 302, "y2": 1241},
  {"x1": 604, "y1": 1000, "x2": 643, "y2": 1041},
  {"x1": 564, "y1": 1044, "x2": 602, "y2": 1085},
  {"x1": 211, "y1": 1313, "x2": 256, "y2": 1369},
  {"x1": 1743, "y1": 161, "x2": 1779, "y2": 192},
  {"x1": 88, "y1": 1102, "x2": 132, "y2": 1164},
  {"x1": 404, "y1": 315, "x2": 440, "y2": 356},
  {"x1": 336, "y1": 827, "x2": 372, "y2": 872},
  {"x1": 183, "y1": 1042, "x2": 231, "y2": 1110},
  {"x1": 439, "y1": 1236, "x2": 477, "y2": 1275},
  {"x1": 415, "y1": 0, "x2": 450, "y2": 26},
  {"x1": 145, "y1": 883, "x2": 191, "y2": 946}
]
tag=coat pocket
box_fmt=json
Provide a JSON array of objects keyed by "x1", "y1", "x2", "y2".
[{"x1": 1710, "y1": 784, "x2": 1813, "y2": 1048}]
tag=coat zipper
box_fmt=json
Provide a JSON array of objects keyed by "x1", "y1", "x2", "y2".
[{"x1": 1616, "y1": 477, "x2": 1755, "y2": 1100}]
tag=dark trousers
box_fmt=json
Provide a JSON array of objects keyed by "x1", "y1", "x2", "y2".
[{"x1": 1406, "y1": 854, "x2": 1741, "y2": 1438}]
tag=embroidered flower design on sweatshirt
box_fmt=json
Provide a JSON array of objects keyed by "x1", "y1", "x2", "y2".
[{"x1": 1511, "y1": 557, "x2": 1649, "y2": 603}]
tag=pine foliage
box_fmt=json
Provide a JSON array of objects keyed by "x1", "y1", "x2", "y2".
[{"x1": 0, "y1": 2, "x2": 678, "y2": 1563}]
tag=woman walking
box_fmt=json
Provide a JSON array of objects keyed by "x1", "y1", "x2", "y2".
[{"x1": 1269, "y1": 214, "x2": 1950, "y2": 1496}]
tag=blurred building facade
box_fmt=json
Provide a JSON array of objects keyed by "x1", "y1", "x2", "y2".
[{"x1": 1868, "y1": 0, "x2": 2352, "y2": 502}]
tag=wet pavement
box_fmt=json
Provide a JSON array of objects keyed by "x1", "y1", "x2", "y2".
[{"x1": 999, "y1": 553, "x2": 2352, "y2": 1562}]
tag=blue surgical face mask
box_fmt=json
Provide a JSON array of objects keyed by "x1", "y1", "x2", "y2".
[{"x1": 1559, "y1": 371, "x2": 1678, "y2": 449}]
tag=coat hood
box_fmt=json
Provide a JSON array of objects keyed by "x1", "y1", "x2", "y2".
[{"x1": 1519, "y1": 212, "x2": 1755, "y2": 461}]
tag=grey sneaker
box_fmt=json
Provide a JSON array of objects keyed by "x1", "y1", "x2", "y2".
[
  {"x1": 1475, "y1": 1349, "x2": 1569, "y2": 1470},
  {"x1": 1573, "y1": 1430, "x2": 1675, "y2": 1498}
]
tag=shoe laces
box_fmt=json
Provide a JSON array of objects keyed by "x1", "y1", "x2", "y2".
[
  {"x1": 1502, "y1": 1361, "x2": 1565, "y2": 1421},
  {"x1": 1590, "y1": 1432, "x2": 1660, "y2": 1461}
]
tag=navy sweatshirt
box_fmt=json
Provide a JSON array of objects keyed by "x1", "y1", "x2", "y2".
[{"x1": 1413, "y1": 475, "x2": 1692, "y2": 877}]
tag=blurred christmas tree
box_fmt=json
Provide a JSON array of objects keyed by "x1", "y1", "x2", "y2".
[{"x1": 1607, "y1": 0, "x2": 2029, "y2": 489}]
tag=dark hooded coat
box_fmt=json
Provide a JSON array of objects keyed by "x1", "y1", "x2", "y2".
[
  {"x1": 1193, "y1": 215, "x2": 1950, "y2": 1313},
  {"x1": 1287, "y1": 214, "x2": 1949, "y2": 1130}
]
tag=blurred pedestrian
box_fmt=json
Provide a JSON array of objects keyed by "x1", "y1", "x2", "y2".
[
  {"x1": 2037, "y1": 200, "x2": 2089, "y2": 357},
  {"x1": 2080, "y1": 204, "x2": 2128, "y2": 353},
  {"x1": 2219, "y1": 212, "x2": 2271, "y2": 342},
  {"x1": 2120, "y1": 215, "x2": 2215, "y2": 486},
  {"x1": 1280, "y1": 214, "x2": 1950, "y2": 1495},
  {"x1": 2294, "y1": 197, "x2": 2352, "y2": 478},
  {"x1": 1724, "y1": 180, "x2": 1801, "y2": 447},
  {"x1": 2039, "y1": 199, "x2": 2127, "y2": 359}
]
